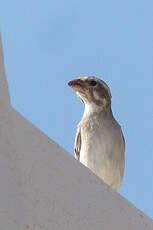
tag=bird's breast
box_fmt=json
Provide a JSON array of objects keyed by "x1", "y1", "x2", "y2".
[{"x1": 79, "y1": 117, "x2": 124, "y2": 190}]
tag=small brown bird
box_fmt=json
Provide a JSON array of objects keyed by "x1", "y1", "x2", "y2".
[{"x1": 68, "y1": 76, "x2": 125, "y2": 191}]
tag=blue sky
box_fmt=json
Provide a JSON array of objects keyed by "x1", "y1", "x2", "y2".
[{"x1": 1, "y1": 0, "x2": 153, "y2": 219}]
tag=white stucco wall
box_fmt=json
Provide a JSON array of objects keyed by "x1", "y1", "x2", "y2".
[{"x1": 0, "y1": 34, "x2": 153, "y2": 230}]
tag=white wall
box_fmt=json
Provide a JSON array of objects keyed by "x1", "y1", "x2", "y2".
[{"x1": 0, "y1": 34, "x2": 153, "y2": 230}]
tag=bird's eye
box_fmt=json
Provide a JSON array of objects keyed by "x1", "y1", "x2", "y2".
[{"x1": 90, "y1": 80, "x2": 97, "y2": 86}]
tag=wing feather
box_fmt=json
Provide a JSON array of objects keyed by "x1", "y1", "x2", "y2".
[{"x1": 74, "y1": 128, "x2": 81, "y2": 161}]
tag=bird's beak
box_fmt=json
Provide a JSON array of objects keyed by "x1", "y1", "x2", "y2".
[{"x1": 68, "y1": 79, "x2": 84, "y2": 93}]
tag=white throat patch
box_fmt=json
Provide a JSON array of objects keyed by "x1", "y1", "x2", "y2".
[{"x1": 83, "y1": 102, "x2": 103, "y2": 116}]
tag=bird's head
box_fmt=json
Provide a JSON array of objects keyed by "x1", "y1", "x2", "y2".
[{"x1": 68, "y1": 76, "x2": 112, "y2": 109}]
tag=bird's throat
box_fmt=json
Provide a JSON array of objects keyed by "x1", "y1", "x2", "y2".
[{"x1": 83, "y1": 103, "x2": 113, "y2": 119}]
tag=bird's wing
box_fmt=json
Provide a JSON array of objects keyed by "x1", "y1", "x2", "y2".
[
  {"x1": 121, "y1": 131, "x2": 125, "y2": 178},
  {"x1": 74, "y1": 128, "x2": 81, "y2": 161}
]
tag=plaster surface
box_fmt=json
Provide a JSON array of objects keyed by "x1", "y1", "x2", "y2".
[{"x1": 0, "y1": 34, "x2": 153, "y2": 230}]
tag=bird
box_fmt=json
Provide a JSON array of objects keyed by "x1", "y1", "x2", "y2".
[{"x1": 68, "y1": 76, "x2": 125, "y2": 191}]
